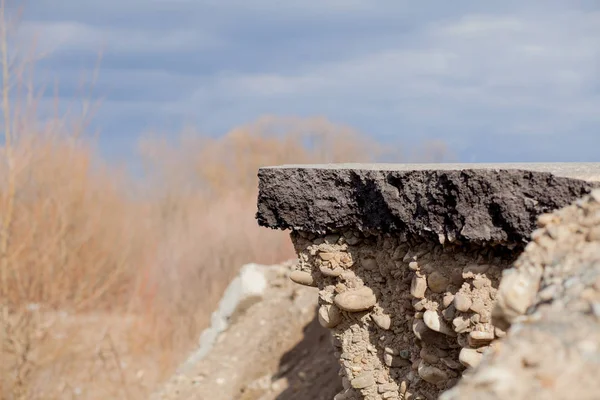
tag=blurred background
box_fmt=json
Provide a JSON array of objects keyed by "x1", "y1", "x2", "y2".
[{"x1": 0, "y1": 0, "x2": 598, "y2": 398}]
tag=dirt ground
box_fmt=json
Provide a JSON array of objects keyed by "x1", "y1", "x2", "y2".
[{"x1": 152, "y1": 263, "x2": 342, "y2": 400}]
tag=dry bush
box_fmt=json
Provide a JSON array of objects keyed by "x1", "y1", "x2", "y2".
[{"x1": 132, "y1": 115, "x2": 384, "y2": 367}]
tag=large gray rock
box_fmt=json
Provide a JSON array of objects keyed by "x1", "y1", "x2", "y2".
[{"x1": 257, "y1": 163, "x2": 600, "y2": 244}]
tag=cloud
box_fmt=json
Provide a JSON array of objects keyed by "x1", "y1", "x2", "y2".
[
  {"x1": 12, "y1": 0, "x2": 600, "y2": 163},
  {"x1": 18, "y1": 20, "x2": 222, "y2": 55},
  {"x1": 186, "y1": 8, "x2": 600, "y2": 140}
]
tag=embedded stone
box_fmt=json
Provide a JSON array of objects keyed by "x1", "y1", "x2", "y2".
[
  {"x1": 453, "y1": 293, "x2": 472, "y2": 312},
  {"x1": 463, "y1": 264, "x2": 491, "y2": 276},
  {"x1": 468, "y1": 330, "x2": 494, "y2": 347},
  {"x1": 372, "y1": 313, "x2": 392, "y2": 330},
  {"x1": 418, "y1": 362, "x2": 448, "y2": 384},
  {"x1": 319, "y1": 251, "x2": 337, "y2": 261},
  {"x1": 290, "y1": 270, "x2": 316, "y2": 287},
  {"x1": 419, "y1": 348, "x2": 439, "y2": 364},
  {"x1": 410, "y1": 275, "x2": 427, "y2": 298},
  {"x1": 318, "y1": 304, "x2": 342, "y2": 328},
  {"x1": 452, "y1": 316, "x2": 470, "y2": 333},
  {"x1": 443, "y1": 293, "x2": 455, "y2": 308},
  {"x1": 469, "y1": 298, "x2": 486, "y2": 314},
  {"x1": 459, "y1": 348, "x2": 483, "y2": 369},
  {"x1": 412, "y1": 319, "x2": 428, "y2": 340},
  {"x1": 424, "y1": 310, "x2": 456, "y2": 336},
  {"x1": 427, "y1": 272, "x2": 449, "y2": 293},
  {"x1": 334, "y1": 286, "x2": 377, "y2": 312},
  {"x1": 351, "y1": 372, "x2": 375, "y2": 389},
  {"x1": 361, "y1": 257, "x2": 378, "y2": 270},
  {"x1": 320, "y1": 264, "x2": 344, "y2": 277},
  {"x1": 384, "y1": 353, "x2": 410, "y2": 368},
  {"x1": 378, "y1": 382, "x2": 399, "y2": 393}
]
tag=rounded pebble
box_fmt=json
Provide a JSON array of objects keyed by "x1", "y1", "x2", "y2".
[
  {"x1": 318, "y1": 304, "x2": 342, "y2": 328},
  {"x1": 351, "y1": 372, "x2": 375, "y2": 389},
  {"x1": 459, "y1": 348, "x2": 483, "y2": 368},
  {"x1": 361, "y1": 257, "x2": 378, "y2": 270},
  {"x1": 427, "y1": 272, "x2": 449, "y2": 293},
  {"x1": 290, "y1": 270, "x2": 315, "y2": 287},
  {"x1": 453, "y1": 293, "x2": 472, "y2": 312},
  {"x1": 334, "y1": 286, "x2": 377, "y2": 312},
  {"x1": 417, "y1": 362, "x2": 448, "y2": 384},
  {"x1": 372, "y1": 313, "x2": 392, "y2": 330}
]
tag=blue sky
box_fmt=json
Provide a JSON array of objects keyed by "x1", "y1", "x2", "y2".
[{"x1": 15, "y1": 0, "x2": 600, "y2": 164}]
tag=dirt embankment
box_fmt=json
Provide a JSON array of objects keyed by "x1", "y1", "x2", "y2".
[{"x1": 152, "y1": 261, "x2": 342, "y2": 400}]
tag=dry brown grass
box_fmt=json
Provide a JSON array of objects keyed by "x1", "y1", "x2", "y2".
[{"x1": 0, "y1": 3, "x2": 455, "y2": 399}]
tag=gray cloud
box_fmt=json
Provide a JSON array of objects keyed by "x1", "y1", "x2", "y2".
[{"x1": 13, "y1": 0, "x2": 600, "y2": 163}]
